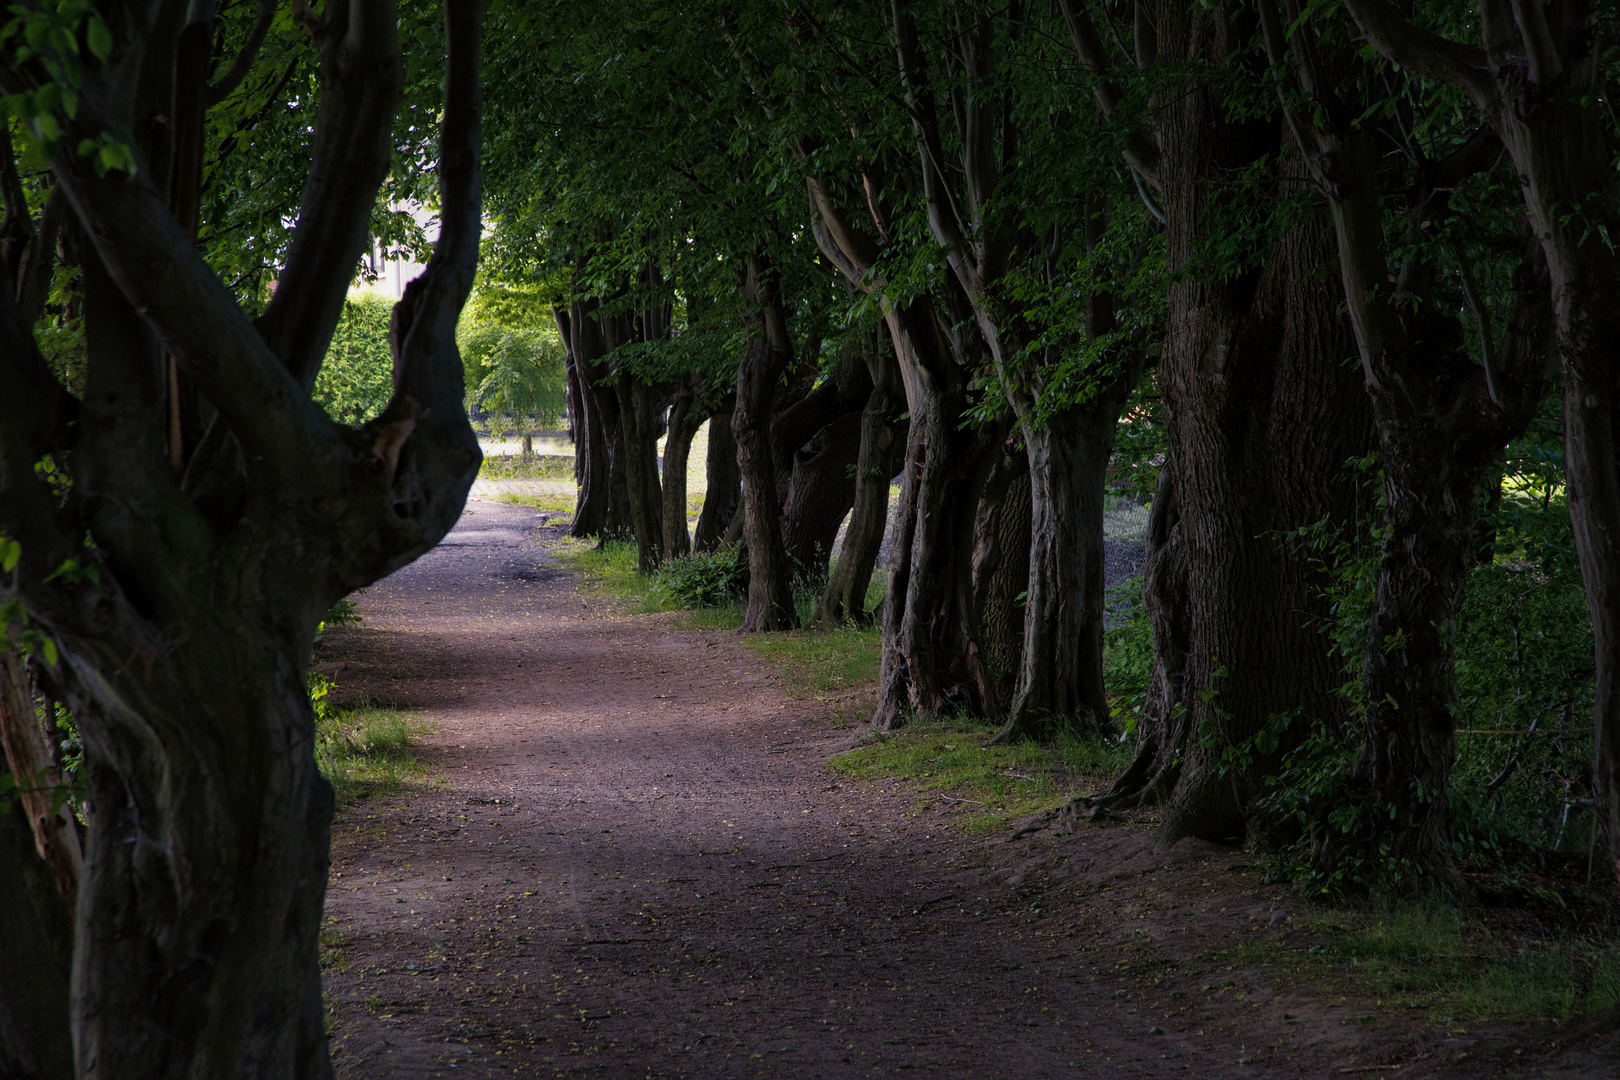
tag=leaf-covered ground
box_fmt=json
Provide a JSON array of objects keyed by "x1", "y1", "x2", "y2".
[{"x1": 313, "y1": 499, "x2": 1619, "y2": 1079}]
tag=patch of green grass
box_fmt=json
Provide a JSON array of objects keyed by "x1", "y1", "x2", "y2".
[
  {"x1": 481, "y1": 453, "x2": 573, "y2": 479},
  {"x1": 1222, "y1": 904, "x2": 1620, "y2": 1023},
  {"x1": 555, "y1": 540, "x2": 663, "y2": 612},
  {"x1": 494, "y1": 490, "x2": 575, "y2": 519},
  {"x1": 742, "y1": 624, "x2": 880, "y2": 698},
  {"x1": 830, "y1": 719, "x2": 1131, "y2": 832},
  {"x1": 315, "y1": 701, "x2": 434, "y2": 804}
]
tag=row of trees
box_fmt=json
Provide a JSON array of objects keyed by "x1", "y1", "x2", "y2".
[{"x1": 482, "y1": 0, "x2": 1620, "y2": 896}]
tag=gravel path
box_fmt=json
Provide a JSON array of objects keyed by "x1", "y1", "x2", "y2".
[{"x1": 312, "y1": 499, "x2": 1610, "y2": 1080}]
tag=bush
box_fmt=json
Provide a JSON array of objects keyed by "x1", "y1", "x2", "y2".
[
  {"x1": 649, "y1": 548, "x2": 746, "y2": 609},
  {"x1": 313, "y1": 295, "x2": 394, "y2": 424}
]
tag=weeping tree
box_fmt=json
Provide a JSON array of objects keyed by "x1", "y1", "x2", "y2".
[{"x1": 0, "y1": 0, "x2": 483, "y2": 1074}]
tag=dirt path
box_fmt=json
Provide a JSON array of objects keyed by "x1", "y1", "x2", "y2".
[{"x1": 316, "y1": 499, "x2": 1615, "y2": 1079}]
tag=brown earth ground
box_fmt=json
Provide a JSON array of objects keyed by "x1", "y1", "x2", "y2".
[{"x1": 315, "y1": 499, "x2": 1619, "y2": 1079}]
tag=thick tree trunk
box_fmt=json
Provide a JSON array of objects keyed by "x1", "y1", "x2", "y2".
[
  {"x1": 816, "y1": 364, "x2": 906, "y2": 626},
  {"x1": 694, "y1": 405, "x2": 739, "y2": 552},
  {"x1": 873, "y1": 299, "x2": 997, "y2": 726},
  {"x1": 969, "y1": 432, "x2": 1030, "y2": 710},
  {"x1": 661, "y1": 379, "x2": 705, "y2": 561},
  {"x1": 0, "y1": 652, "x2": 81, "y2": 907},
  {"x1": 0, "y1": 798, "x2": 74, "y2": 1080},
  {"x1": 613, "y1": 370, "x2": 664, "y2": 572},
  {"x1": 734, "y1": 254, "x2": 799, "y2": 632},
  {"x1": 780, "y1": 411, "x2": 863, "y2": 583},
  {"x1": 997, "y1": 378, "x2": 1137, "y2": 742},
  {"x1": 1078, "y1": 4, "x2": 1375, "y2": 846},
  {"x1": 566, "y1": 296, "x2": 613, "y2": 538}
]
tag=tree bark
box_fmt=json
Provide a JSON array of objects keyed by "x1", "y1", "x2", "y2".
[
  {"x1": 0, "y1": 798, "x2": 74, "y2": 1080},
  {"x1": 780, "y1": 411, "x2": 862, "y2": 583},
  {"x1": 613, "y1": 368, "x2": 665, "y2": 572},
  {"x1": 816, "y1": 340, "x2": 907, "y2": 627},
  {"x1": 0, "y1": 1, "x2": 484, "y2": 1072},
  {"x1": 694, "y1": 401, "x2": 739, "y2": 552},
  {"x1": 969, "y1": 431, "x2": 1030, "y2": 709},
  {"x1": 733, "y1": 252, "x2": 799, "y2": 632},
  {"x1": 0, "y1": 652, "x2": 81, "y2": 907},
  {"x1": 565, "y1": 294, "x2": 613, "y2": 537},
  {"x1": 1086, "y1": 1, "x2": 1373, "y2": 845},
  {"x1": 873, "y1": 297, "x2": 998, "y2": 726},
  {"x1": 661, "y1": 376, "x2": 706, "y2": 560}
]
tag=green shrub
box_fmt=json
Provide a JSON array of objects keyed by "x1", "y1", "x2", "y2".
[
  {"x1": 313, "y1": 295, "x2": 394, "y2": 424},
  {"x1": 650, "y1": 548, "x2": 746, "y2": 609}
]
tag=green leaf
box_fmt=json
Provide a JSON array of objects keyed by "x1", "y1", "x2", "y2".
[
  {"x1": 85, "y1": 14, "x2": 109, "y2": 60},
  {"x1": 0, "y1": 538, "x2": 19, "y2": 571}
]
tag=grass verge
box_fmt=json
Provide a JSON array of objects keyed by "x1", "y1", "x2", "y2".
[
  {"x1": 314, "y1": 693, "x2": 433, "y2": 804},
  {"x1": 831, "y1": 718, "x2": 1133, "y2": 833},
  {"x1": 480, "y1": 453, "x2": 574, "y2": 479},
  {"x1": 1217, "y1": 902, "x2": 1620, "y2": 1024}
]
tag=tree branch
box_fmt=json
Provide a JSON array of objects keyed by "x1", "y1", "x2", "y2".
[
  {"x1": 1511, "y1": 0, "x2": 1562, "y2": 85},
  {"x1": 1340, "y1": 0, "x2": 1495, "y2": 110},
  {"x1": 206, "y1": 0, "x2": 280, "y2": 105},
  {"x1": 253, "y1": 0, "x2": 403, "y2": 388}
]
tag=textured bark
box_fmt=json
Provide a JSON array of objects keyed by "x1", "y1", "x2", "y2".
[
  {"x1": 780, "y1": 411, "x2": 862, "y2": 583},
  {"x1": 0, "y1": 799, "x2": 73, "y2": 1080},
  {"x1": 873, "y1": 297, "x2": 997, "y2": 727},
  {"x1": 1086, "y1": 2, "x2": 1373, "y2": 845},
  {"x1": 970, "y1": 432, "x2": 1030, "y2": 709},
  {"x1": 0, "y1": 2, "x2": 484, "y2": 1073},
  {"x1": 996, "y1": 381, "x2": 1139, "y2": 742},
  {"x1": 613, "y1": 369, "x2": 665, "y2": 572},
  {"x1": 733, "y1": 253, "x2": 799, "y2": 632},
  {"x1": 0, "y1": 652, "x2": 81, "y2": 907},
  {"x1": 565, "y1": 295, "x2": 613, "y2": 537},
  {"x1": 661, "y1": 377, "x2": 706, "y2": 560},
  {"x1": 694, "y1": 402, "x2": 739, "y2": 552},
  {"x1": 1343, "y1": 0, "x2": 1620, "y2": 897},
  {"x1": 816, "y1": 341, "x2": 907, "y2": 627},
  {"x1": 1263, "y1": 0, "x2": 1557, "y2": 885}
]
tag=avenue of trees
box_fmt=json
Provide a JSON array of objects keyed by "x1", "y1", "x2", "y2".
[
  {"x1": 481, "y1": 0, "x2": 1619, "y2": 899},
  {"x1": 0, "y1": 0, "x2": 1617, "y2": 1076}
]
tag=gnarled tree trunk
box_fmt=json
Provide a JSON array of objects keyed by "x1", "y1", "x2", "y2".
[
  {"x1": 0, "y1": 3, "x2": 485, "y2": 1072},
  {"x1": 969, "y1": 429, "x2": 1030, "y2": 710},
  {"x1": 613, "y1": 368, "x2": 665, "y2": 572},
  {"x1": 816, "y1": 338, "x2": 907, "y2": 627}
]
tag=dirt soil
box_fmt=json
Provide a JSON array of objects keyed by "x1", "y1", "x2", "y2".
[{"x1": 315, "y1": 499, "x2": 1619, "y2": 1079}]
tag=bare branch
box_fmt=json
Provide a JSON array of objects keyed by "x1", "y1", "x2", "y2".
[
  {"x1": 1340, "y1": 0, "x2": 1495, "y2": 110},
  {"x1": 1056, "y1": 0, "x2": 1161, "y2": 179},
  {"x1": 254, "y1": 0, "x2": 402, "y2": 388},
  {"x1": 1511, "y1": 0, "x2": 1563, "y2": 84},
  {"x1": 207, "y1": 0, "x2": 280, "y2": 105}
]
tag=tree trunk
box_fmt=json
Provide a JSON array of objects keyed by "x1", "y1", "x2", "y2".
[
  {"x1": 0, "y1": 797, "x2": 74, "y2": 1080},
  {"x1": 0, "y1": 652, "x2": 81, "y2": 907},
  {"x1": 661, "y1": 378, "x2": 706, "y2": 560},
  {"x1": 1088, "y1": 4, "x2": 1372, "y2": 841},
  {"x1": 816, "y1": 352, "x2": 907, "y2": 626},
  {"x1": 566, "y1": 296, "x2": 612, "y2": 537},
  {"x1": 780, "y1": 411, "x2": 863, "y2": 584},
  {"x1": 733, "y1": 253, "x2": 799, "y2": 632},
  {"x1": 613, "y1": 369, "x2": 665, "y2": 572},
  {"x1": 694, "y1": 405, "x2": 739, "y2": 552},
  {"x1": 996, "y1": 378, "x2": 1138, "y2": 742},
  {"x1": 873, "y1": 298, "x2": 997, "y2": 726},
  {"x1": 969, "y1": 431, "x2": 1030, "y2": 710}
]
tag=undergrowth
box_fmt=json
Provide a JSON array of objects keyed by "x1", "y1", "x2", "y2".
[{"x1": 1222, "y1": 902, "x2": 1620, "y2": 1023}]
